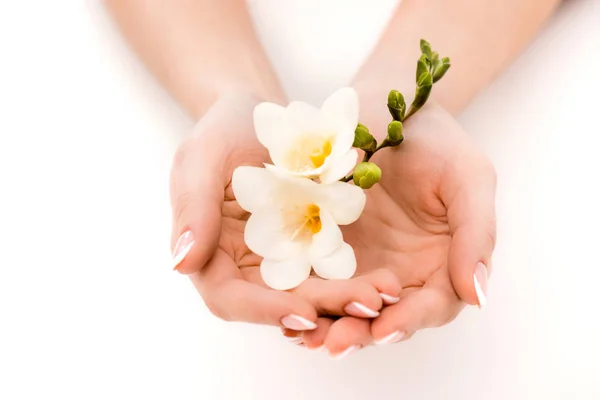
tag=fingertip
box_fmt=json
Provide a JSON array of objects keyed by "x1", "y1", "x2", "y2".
[
  {"x1": 355, "y1": 268, "x2": 402, "y2": 303},
  {"x1": 447, "y1": 224, "x2": 494, "y2": 307},
  {"x1": 172, "y1": 230, "x2": 195, "y2": 271}
]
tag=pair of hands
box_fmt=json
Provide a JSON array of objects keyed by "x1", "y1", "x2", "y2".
[{"x1": 169, "y1": 91, "x2": 496, "y2": 358}]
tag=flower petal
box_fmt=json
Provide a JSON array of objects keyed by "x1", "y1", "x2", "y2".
[
  {"x1": 311, "y1": 242, "x2": 357, "y2": 280},
  {"x1": 321, "y1": 87, "x2": 359, "y2": 150},
  {"x1": 308, "y1": 211, "x2": 342, "y2": 259},
  {"x1": 319, "y1": 149, "x2": 358, "y2": 184},
  {"x1": 261, "y1": 255, "x2": 312, "y2": 290},
  {"x1": 253, "y1": 102, "x2": 300, "y2": 165},
  {"x1": 286, "y1": 101, "x2": 324, "y2": 134},
  {"x1": 265, "y1": 162, "x2": 327, "y2": 180},
  {"x1": 232, "y1": 166, "x2": 279, "y2": 213},
  {"x1": 316, "y1": 180, "x2": 366, "y2": 225},
  {"x1": 245, "y1": 210, "x2": 303, "y2": 260}
]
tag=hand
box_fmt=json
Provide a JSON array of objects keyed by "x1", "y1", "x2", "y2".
[
  {"x1": 170, "y1": 93, "x2": 401, "y2": 332},
  {"x1": 291, "y1": 101, "x2": 496, "y2": 355}
]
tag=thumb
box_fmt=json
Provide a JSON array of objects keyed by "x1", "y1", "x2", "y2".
[
  {"x1": 444, "y1": 156, "x2": 497, "y2": 309},
  {"x1": 170, "y1": 132, "x2": 224, "y2": 275}
]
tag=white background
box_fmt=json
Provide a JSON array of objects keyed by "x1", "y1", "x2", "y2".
[{"x1": 1, "y1": 1, "x2": 599, "y2": 399}]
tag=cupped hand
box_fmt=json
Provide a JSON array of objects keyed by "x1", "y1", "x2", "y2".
[
  {"x1": 170, "y1": 93, "x2": 401, "y2": 333},
  {"x1": 296, "y1": 100, "x2": 497, "y2": 355}
]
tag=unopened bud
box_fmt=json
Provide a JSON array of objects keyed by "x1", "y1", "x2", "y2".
[
  {"x1": 420, "y1": 39, "x2": 433, "y2": 60},
  {"x1": 352, "y1": 123, "x2": 377, "y2": 153},
  {"x1": 386, "y1": 121, "x2": 404, "y2": 146},
  {"x1": 387, "y1": 89, "x2": 406, "y2": 121},
  {"x1": 433, "y1": 57, "x2": 451, "y2": 83},
  {"x1": 416, "y1": 58, "x2": 429, "y2": 83},
  {"x1": 417, "y1": 71, "x2": 433, "y2": 88},
  {"x1": 353, "y1": 162, "x2": 382, "y2": 189}
]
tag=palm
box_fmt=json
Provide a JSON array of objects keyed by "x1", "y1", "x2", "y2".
[{"x1": 345, "y1": 103, "x2": 463, "y2": 297}]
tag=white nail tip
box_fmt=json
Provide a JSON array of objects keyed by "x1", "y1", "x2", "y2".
[
  {"x1": 281, "y1": 314, "x2": 318, "y2": 330},
  {"x1": 350, "y1": 302, "x2": 380, "y2": 317},
  {"x1": 172, "y1": 241, "x2": 194, "y2": 270},
  {"x1": 379, "y1": 293, "x2": 400, "y2": 304},
  {"x1": 374, "y1": 331, "x2": 404, "y2": 345},
  {"x1": 473, "y1": 274, "x2": 487, "y2": 309},
  {"x1": 329, "y1": 345, "x2": 361, "y2": 360}
]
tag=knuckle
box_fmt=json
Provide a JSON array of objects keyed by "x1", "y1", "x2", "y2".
[
  {"x1": 483, "y1": 219, "x2": 497, "y2": 250},
  {"x1": 171, "y1": 136, "x2": 198, "y2": 171},
  {"x1": 172, "y1": 191, "x2": 196, "y2": 226},
  {"x1": 352, "y1": 280, "x2": 378, "y2": 296},
  {"x1": 373, "y1": 269, "x2": 400, "y2": 287}
]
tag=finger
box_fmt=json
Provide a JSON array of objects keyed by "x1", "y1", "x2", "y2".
[
  {"x1": 243, "y1": 267, "x2": 393, "y2": 318},
  {"x1": 170, "y1": 127, "x2": 225, "y2": 274},
  {"x1": 324, "y1": 317, "x2": 372, "y2": 359},
  {"x1": 443, "y1": 153, "x2": 497, "y2": 308},
  {"x1": 294, "y1": 277, "x2": 383, "y2": 318},
  {"x1": 371, "y1": 285, "x2": 463, "y2": 344},
  {"x1": 354, "y1": 268, "x2": 402, "y2": 305},
  {"x1": 301, "y1": 318, "x2": 335, "y2": 350},
  {"x1": 191, "y1": 250, "x2": 318, "y2": 328}
]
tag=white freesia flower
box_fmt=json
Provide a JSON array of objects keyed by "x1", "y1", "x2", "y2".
[
  {"x1": 254, "y1": 87, "x2": 360, "y2": 184},
  {"x1": 232, "y1": 166, "x2": 366, "y2": 290}
]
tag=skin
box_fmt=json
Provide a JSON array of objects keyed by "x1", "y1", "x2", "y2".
[{"x1": 106, "y1": 0, "x2": 561, "y2": 356}]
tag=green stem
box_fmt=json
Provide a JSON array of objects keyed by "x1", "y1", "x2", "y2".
[{"x1": 404, "y1": 105, "x2": 418, "y2": 120}]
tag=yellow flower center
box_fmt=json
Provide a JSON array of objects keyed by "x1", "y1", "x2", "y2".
[
  {"x1": 285, "y1": 135, "x2": 333, "y2": 172},
  {"x1": 288, "y1": 203, "x2": 322, "y2": 241},
  {"x1": 305, "y1": 204, "x2": 322, "y2": 234},
  {"x1": 309, "y1": 141, "x2": 332, "y2": 168}
]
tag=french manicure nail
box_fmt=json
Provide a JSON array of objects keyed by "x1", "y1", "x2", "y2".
[
  {"x1": 172, "y1": 230, "x2": 194, "y2": 271},
  {"x1": 329, "y1": 344, "x2": 361, "y2": 360},
  {"x1": 307, "y1": 344, "x2": 325, "y2": 352},
  {"x1": 379, "y1": 293, "x2": 400, "y2": 304},
  {"x1": 474, "y1": 261, "x2": 488, "y2": 309},
  {"x1": 374, "y1": 330, "x2": 405, "y2": 345},
  {"x1": 344, "y1": 302, "x2": 380, "y2": 318},
  {"x1": 281, "y1": 314, "x2": 317, "y2": 330}
]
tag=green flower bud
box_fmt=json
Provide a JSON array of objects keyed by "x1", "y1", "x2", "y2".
[
  {"x1": 352, "y1": 123, "x2": 377, "y2": 153},
  {"x1": 432, "y1": 57, "x2": 451, "y2": 83},
  {"x1": 386, "y1": 120, "x2": 404, "y2": 146},
  {"x1": 405, "y1": 72, "x2": 433, "y2": 119},
  {"x1": 416, "y1": 58, "x2": 428, "y2": 83},
  {"x1": 430, "y1": 51, "x2": 439, "y2": 65},
  {"x1": 387, "y1": 89, "x2": 406, "y2": 121},
  {"x1": 417, "y1": 71, "x2": 433, "y2": 88},
  {"x1": 420, "y1": 39, "x2": 433, "y2": 60},
  {"x1": 353, "y1": 162, "x2": 382, "y2": 189}
]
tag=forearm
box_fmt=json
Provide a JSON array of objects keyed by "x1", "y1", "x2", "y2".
[
  {"x1": 353, "y1": 0, "x2": 561, "y2": 115},
  {"x1": 105, "y1": 0, "x2": 285, "y2": 119}
]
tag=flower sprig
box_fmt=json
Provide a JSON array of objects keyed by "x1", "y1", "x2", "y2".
[
  {"x1": 231, "y1": 39, "x2": 450, "y2": 290},
  {"x1": 342, "y1": 39, "x2": 451, "y2": 188}
]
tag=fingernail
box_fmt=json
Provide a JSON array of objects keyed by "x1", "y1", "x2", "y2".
[
  {"x1": 379, "y1": 293, "x2": 400, "y2": 304},
  {"x1": 281, "y1": 315, "x2": 317, "y2": 331},
  {"x1": 329, "y1": 344, "x2": 361, "y2": 360},
  {"x1": 474, "y1": 261, "x2": 488, "y2": 309},
  {"x1": 344, "y1": 302, "x2": 380, "y2": 318},
  {"x1": 374, "y1": 330, "x2": 405, "y2": 345},
  {"x1": 307, "y1": 344, "x2": 325, "y2": 352},
  {"x1": 172, "y1": 230, "x2": 194, "y2": 271},
  {"x1": 286, "y1": 336, "x2": 303, "y2": 344}
]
